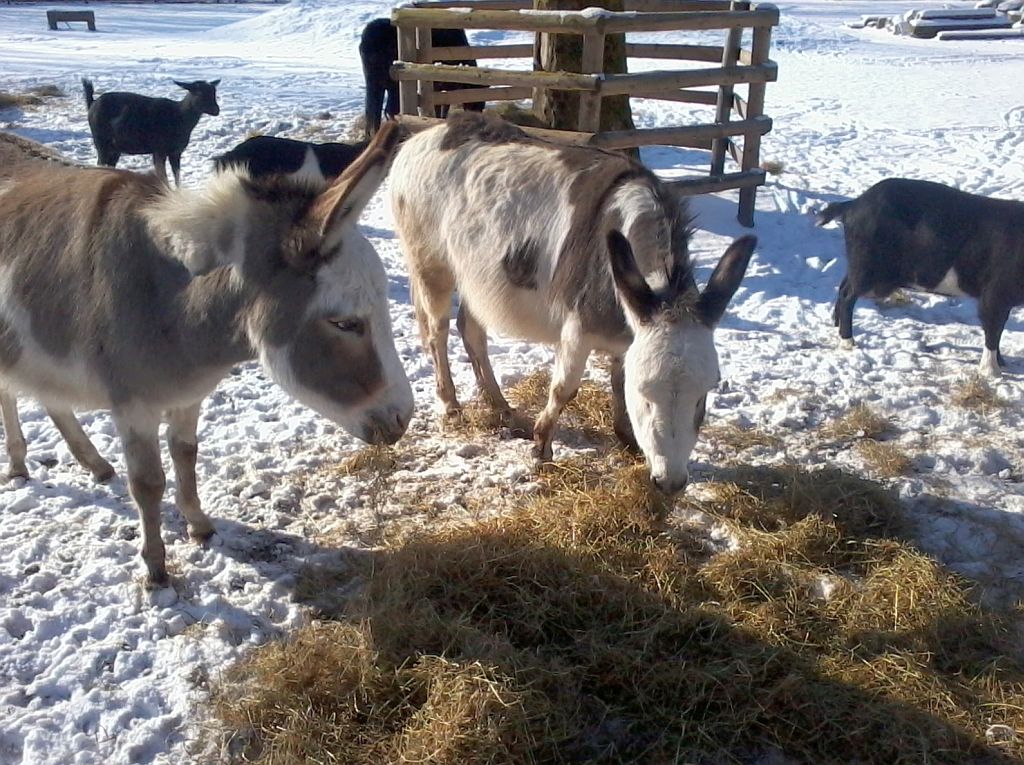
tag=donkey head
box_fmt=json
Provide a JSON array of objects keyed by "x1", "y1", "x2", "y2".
[
  {"x1": 175, "y1": 79, "x2": 220, "y2": 116},
  {"x1": 608, "y1": 231, "x2": 756, "y2": 494},
  {"x1": 209, "y1": 122, "x2": 412, "y2": 444}
]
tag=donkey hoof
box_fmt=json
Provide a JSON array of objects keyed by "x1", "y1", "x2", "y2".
[
  {"x1": 531, "y1": 443, "x2": 554, "y2": 464},
  {"x1": 145, "y1": 569, "x2": 171, "y2": 590},
  {"x1": 189, "y1": 522, "x2": 216, "y2": 545},
  {"x1": 6, "y1": 466, "x2": 29, "y2": 482},
  {"x1": 92, "y1": 463, "x2": 116, "y2": 483}
]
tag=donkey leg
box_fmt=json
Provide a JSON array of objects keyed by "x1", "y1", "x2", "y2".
[
  {"x1": 533, "y1": 324, "x2": 589, "y2": 462},
  {"x1": 456, "y1": 303, "x2": 511, "y2": 412},
  {"x1": 410, "y1": 265, "x2": 460, "y2": 415},
  {"x1": 610, "y1": 355, "x2": 639, "y2": 451},
  {"x1": 47, "y1": 407, "x2": 114, "y2": 482},
  {"x1": 457, "y1": 303, "x2": 532, "y2": 438},
  {"x1": 166, "y1": 403, "x2": 214, "y2": 542},
  {"x1": 0, "y1": 390, "x2": 28, "y2": 480},
  {"x1": 115, "y1": 411, "x2": 169, "y2": 587}
]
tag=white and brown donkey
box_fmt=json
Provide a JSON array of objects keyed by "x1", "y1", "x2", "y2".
[
  {"x1": 391, "y1": 113, "x2": 755, "y2": 495},
  {"x1": 0, "y1": 123, "x2": 414, "y2": 585}
]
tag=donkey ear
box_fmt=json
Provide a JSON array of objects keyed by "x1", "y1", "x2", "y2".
[
  {"x1": 305, "y1": 121, "x2": 403, "y2": 248},
  {"x1": 608, "y1": 230, "x2": 659, "y2": 324},
  {"x1": 696, "y1": 235, "x2": 756, "y2": 327}
]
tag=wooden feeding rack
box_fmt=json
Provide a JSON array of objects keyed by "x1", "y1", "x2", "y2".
[{"x1": 390, "y1": 0, "x2": 779, "y2": 226}]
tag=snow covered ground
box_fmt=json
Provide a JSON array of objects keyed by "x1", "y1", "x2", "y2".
[{"x1": 0, "y1": 1, "x2": 1022, "y2": 762}]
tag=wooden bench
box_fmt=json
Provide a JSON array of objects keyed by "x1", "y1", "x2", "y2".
[{"x1": 47, "y1": 10, "x2": 96, "y2": 31}]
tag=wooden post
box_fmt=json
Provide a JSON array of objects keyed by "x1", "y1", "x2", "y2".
[
  {"x1": 417, "y1": 26, "x2": 436, "y2": 117},
  {"x1": 710, "y1": 0, "x2": 747, "y2": 175},
  {"x1": 396, "y1": 23, "x2": 419, "y2": 116},
  {"x1": 737, "y1": 21, "x2": 771, "y2": 227},
  {"x1": 577, "y1": 31, "x2": 605, "y2": 132}
]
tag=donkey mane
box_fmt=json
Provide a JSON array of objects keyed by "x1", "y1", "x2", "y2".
[{"x1": 142, "y1": 166, "x2": 328, "y2": 273}]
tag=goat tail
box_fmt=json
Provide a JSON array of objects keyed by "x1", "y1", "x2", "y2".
[
  {"x1": 82, "y1": 78, "x2": 95, "y2": 109},
  {"x1": 815, "y1": 200, "x2": 852, "y2": 227}
]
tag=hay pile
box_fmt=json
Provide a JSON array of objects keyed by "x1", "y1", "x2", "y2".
[{"x1": 210, "y1": 460, "x2": 1023, "y2": 764}]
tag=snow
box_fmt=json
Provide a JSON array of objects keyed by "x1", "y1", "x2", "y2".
[{"x1": 1, "y1": 0, "x2": 1023, "y2": 762}]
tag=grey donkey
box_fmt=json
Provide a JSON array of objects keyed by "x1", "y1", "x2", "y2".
[{"x1": 0, "y1": 122, "x2": 413, "y2": 586}]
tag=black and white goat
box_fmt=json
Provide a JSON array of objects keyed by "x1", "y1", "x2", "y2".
[
  {"x1": 359, "y1": 17, "x2": 484, "y2": 138},
  {"x1": 82, "y1": 78, "x2": 220, "y2": 187},
  {"x1": 818, "y1": 177, "x2": 1024, "y2": 377},
  {"x1": 213, "y1": 135, "x2": 369, "y2": 183}
]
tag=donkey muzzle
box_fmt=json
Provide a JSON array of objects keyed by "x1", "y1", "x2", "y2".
[{"x1": 362, "y1": 407, "x2": 411, "y2": 445}]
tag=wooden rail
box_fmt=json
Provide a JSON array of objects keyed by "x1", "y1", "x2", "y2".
[{"x1": 391, "y1": 0, "x2": 779, "y2": 226}]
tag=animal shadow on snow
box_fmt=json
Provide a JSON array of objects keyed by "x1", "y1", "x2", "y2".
[
  {"x1": 694, "y1": 464, "x2": 1024, "y2": 607},
  {"x1": 165, "y1": 515, "x2": 379, "y2": 641}
]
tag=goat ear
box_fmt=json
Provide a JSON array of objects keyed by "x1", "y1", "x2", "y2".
[
  {"x1": 696, "y1": 235, "x2": 756, "y2": 326},
  {"x1": 173, "y1": 80, "x2": 193, "y2": 91},
  {"x1": 209, "y1": 79, "x2": 220, "y2": 88},
  {"x1": 305, "y1": 121, "x2": 403, "y2": 247},
  {"x1": 608, "y1": 230, "x2": 659, "y2": 324}
]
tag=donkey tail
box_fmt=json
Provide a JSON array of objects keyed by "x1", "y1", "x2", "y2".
[
  {"x1": 82, "y1": 78, "x2": 95, "y2": 109},
  {"x1": 815, "y1": 200, "x2": 852, "y2": 226}
]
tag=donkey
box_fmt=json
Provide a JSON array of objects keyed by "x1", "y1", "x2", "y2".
[
  {"x1": 391, "y1": 113, "x2": 755, "y2": 494},
  {"x1": 0, "y1": 132, "x2": 117, "y2": 482},
  {"x1": 0, "y1": 123, "x2": 414, "y2": 586}
]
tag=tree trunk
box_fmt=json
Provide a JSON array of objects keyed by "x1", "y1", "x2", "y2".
[{"x1": 532, "y1": 0, "x2": 636, "y2": 152}]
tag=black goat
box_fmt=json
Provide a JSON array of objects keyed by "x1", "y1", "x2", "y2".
[
  {"x1": 817, "y1": 177, "x2": 1024, "y2": 377},
  {"x1": 213, "y1": 135, "x2": 369, "y2": 182},
  {"x1": 359, "y1": 17, "x2": 484, "y2": 138},
  {"x1": 82, "y1": 78, "x2": 220, "y2": 187}
]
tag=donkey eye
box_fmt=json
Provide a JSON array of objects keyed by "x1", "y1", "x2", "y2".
[{"x1": 330, "y1": 317, "x2": 365, "y2": 335}]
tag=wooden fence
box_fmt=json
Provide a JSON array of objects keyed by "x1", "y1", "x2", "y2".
[{"x1": 390, "y1": 0, "x2": 778, "y2": 226}]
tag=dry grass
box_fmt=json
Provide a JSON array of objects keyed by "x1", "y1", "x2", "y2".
[
  {"x1": 210, "y1": 458, "x2": 1023, "y2": 765},
  {"x1": 877, "y1": 288, "x2": 913, "y2": 307},
  {"x1": 952, "y1": 375, "x2": 1010, "y2": 414},
  {"x1": 444, "y1": 370, "x2": 617, "y2": 447},
  {"x1": 821, "y1": 402, "x2": 893, "y2": 442},
  {"x1": 856, "y1": 438, "x2": 914, "y2": 477},
  {"x1": 703, "y1": 421, "x2": 783, "y2": 455},
  {"x1": 0, "y1": 84, "x2": 64, "y2": 109},
  {"x1": 508, "y1": 370, "x2": 615, "y2": 440}
]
